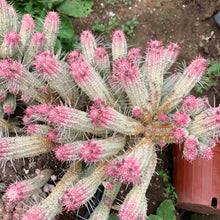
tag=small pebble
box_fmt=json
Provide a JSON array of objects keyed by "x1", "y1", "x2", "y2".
[{"x1": 214, "y1": 12, "x2": 220, "y2": 28}]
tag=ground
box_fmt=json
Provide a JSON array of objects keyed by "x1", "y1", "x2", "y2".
[{"x1": 1, "y1": 0, "x2": 220, "y2": 219}]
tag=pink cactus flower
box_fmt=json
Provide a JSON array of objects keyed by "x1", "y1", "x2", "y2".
[
  {"x1": 183, "y1": 96, "x2": 197, "y2": 112},
  {"x1": 5, "y1": 183, "x2": 26, "y2": 203},
  {"x1": 200, "y1": 148, "x2": 213, "y2": 160},
  {"x1": 173, "y1": 110, "x2": 190, "y2": 127},
  {"x1": 183, "y1": 148, "x2": 198, "y2": 161},
  {"x1": 158, "y1": 113, "x2": 167, "y2": 122},
  {"x1": 62, "y1": 184, "x2": 87, "y2": 212},
  {"x1": 132, "y1": 106, "x2": 142, "y2": 118},
  {"x1": 173, "y1": 128, "x2": 188, "y2": 143},
  {"x1": 117, "y1": 157, "x2": 142, "y2": 185},
  {"x1": 80, "y1": 140, "x2": 103, "y2": 163},
  {"x1": 184, "y1": 135, "x2": 199, "y2": 150}
]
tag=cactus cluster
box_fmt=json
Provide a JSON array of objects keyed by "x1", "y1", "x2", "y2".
[{"x1": 0, "y1": 0, "x2": 219, "y2": 219}]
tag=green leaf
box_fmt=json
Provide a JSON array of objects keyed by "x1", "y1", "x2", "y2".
[
  {"x1": 41, "y1": 0, "x2": 64, "y2": 9},
  {"x1": 24, "y1": 1, "x2": 34, "y2": 15},
  {"x1": 156, "y1": 200, "x2": 176, "y2": 220},
  {"x1": 92, "y1": 22, "x2": 106, "y2": 33},
  {"x1": 57, "y1": 0, "x2": 93, "y2": 17},
  {"x1": 54, "y1": 38, "x2": 62, "y2": 53},
  {"x1": 148, "y1": 215, "x2": 163, "y2": 220},
  {"x1": 58, "y1": 14, "x2": 74, "y2": 38},
  {"x1": 108, "y1": 213, "x2": 117, "y2": 220},
  {"x1": 35, "y1": 9, "x2": 47, "y2": 32},
  {"x1": 156, "y1": 2, "x2": 162, "y2": 7},
  {"x1": 60, "y1": 34, "x2": 79, "y2": 52}
]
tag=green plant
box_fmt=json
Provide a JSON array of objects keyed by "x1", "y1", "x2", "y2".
[
  {"x1": 148, "y1": 200, "x2": 176, "y2": 220},
  {"x1": 121, "y1": 17, "x2": 139, "y2": 37},
  {"x1": 92, "y1": 17, "x2": 118, "y2": 34},
  {"x1": 107, "y1": 0, "x2": 133, "y2": 5},
  {"x1": 92, "y1": 21, "x2": 106, "y2": 33},
  {"x1": 156, "y1": 1, "x2": 162, "y2": 8},
  {"x1": 92, "y1": 17, "x2": 138, "y2": 37},
  {"x1": 11, "y1": 0, "x2": 94, "y2": 52},
  {"x1": 158, "y1": 170, "x2": 178, "y2": 201},
  {"x1": 194, "y1": 59, "x2": 220, "y2": 94}
]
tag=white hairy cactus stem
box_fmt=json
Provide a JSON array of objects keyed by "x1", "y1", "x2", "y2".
[
  {"x1": 19, "y1": 14, "x2": 35, "y2": 54},
  {"x1": 0, "y1": 31, "x2": 21, "y2": 59},
  {"x1": 62, "y1": 161, "x2": 108, "y2": 212},
  {"x1": 47, "y1": 105, "x2": 107, "y2": 134},
  {"x1": 118, "y1": 152, "x2": 157, "y2": 220},
  {"x1": 55, "y1": 135, "x2": 126, "y2": 162},
  {"x1": 105, "y1": 137, "x2": 155, "y2": 185},
  {"x1": 0, "y1": 0, "x2": 10, "y2": 38},
  {"x1": 89, "y1": 181, "x2": 122, "y2": 220},
  {"x1": 34, "y1": 51, "x2": 79, "y2": 106},
  {"x1": 7, "y1": 5, "x2": 18, "y2": 32},
  {"x1": 2, "y1": 93, "x2": 16, "y2": 115},
  {"x1": 157, "y1": 56, "x2": 208, "y2": 116},
  {"x1": 5, "y1": 169, "x2": 53, "y2": 203},
  {"x1": 23, "y1": 164, "x2": 81, "y2": 220},
  {"x1": 112, "y1": 30, "x2": 127, "y2": 60},
  {"x1": 88, "y1": 98, "x2": 146, "y2": 135},
  {"x1": 189, "y1": 107, "x2": 220, "y2": 137},
  {"x1": 0, "y1": 117, "x2": 22, "y2": 133},
  {"x1": 22, "y1": 32, "x2": 46, "y2": 65},
  {"x1": 69, "y1": 52, "x2": 116, "y2": 106},
  {"x1": 80, "y1": 30, "x2": 97, "y2": 62},
  {"x1": 0, "y1": 136, "x2": 55, "y2": 160},
  {"x1": 43, "y1": 12, "x2": 60, "y2": 51}
]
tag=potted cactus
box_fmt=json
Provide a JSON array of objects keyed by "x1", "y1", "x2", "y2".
[{"x1": 0, "y1": 0, "x2": 219, "y2": 219}]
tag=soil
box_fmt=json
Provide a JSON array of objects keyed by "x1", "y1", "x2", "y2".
[{"x1": 1, "y1": 0, "x2": 220, "y2": 219}]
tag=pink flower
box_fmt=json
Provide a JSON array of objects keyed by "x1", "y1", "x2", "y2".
[
  {"x1": 105, "y1": 161, "x2": 122, "y2": 178},
  {"x1": 117, "y1": 157, "x2": 142, "y2": 185},
  {"x1": 186, "y1": 56, "x2": 208, "y2": 78},
  {"x1": 3, "y1": 105, "x2": 14, "y2": 115},
  {"x1": 113, "y1": 58, "x2": 139, "y2": 87},
  {"x1": 62, "y1": 184, "x2": 87, "y2": 212},
  {"x1": 32, "y1": 32, "x2": 46, "y2": 47},
  {"x1": 88, "y1": 98, "x2": 114, "y2": 127},
  {"x1": 184, "y1": 135, "x2": 199, "y2": 150},
  {"x1": 183, "y1": 96, "x2": 197, "y2": 112},
  {"x1": 34, "y1": 51, "x2": 59, "y2": 78},
  {"x1": 0, "y1": 59, "x2": 24, "y2": 82},
  {"x1": 173, "y1": 128, "x2": 188, "y2": 143},
  {"x1": 183, "y1": 148, "x2": 197, "y2": 161},
  {"x1": 158, "y1": 141, "x2": 165, "y2": 148},
  {"x1": 132, "y1": 106, "x2": 142, "y2": 118},
  {"x1": 5, "y1": 31, "x2": 20, "y2": 46},
  {"x1": 80, "y1": 140, "x2": 103, "y2": 163},
  {"x1": 173, "y1": 110, "x2": 190, "y2": 127},
  {"x1": 5, "y1": 183, "x2": 26, "y2": 202},
  {"x1": 158, "y1": 113, "x2": 167, "y2": 122},
  {"x1": 103, "y1": 182, "x2": 114, "y2": 190},
  {"x1": 128, "y1": 48, "x2": 141, "y2": 63},
  {"x1": 200, "y1": 148, "x2": 213, "y2": 160},
  {"x1": 67, "y1": 50, "x2": 83, "y2": 64}
]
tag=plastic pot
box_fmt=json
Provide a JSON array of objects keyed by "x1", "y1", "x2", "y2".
[{"x1": 173, "y1": 142, "x2": 220, "y2": 215}]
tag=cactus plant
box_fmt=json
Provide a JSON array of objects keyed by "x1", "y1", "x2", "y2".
[{"x1": 0, "y1": 0, "x2": 219, "y2": 219}]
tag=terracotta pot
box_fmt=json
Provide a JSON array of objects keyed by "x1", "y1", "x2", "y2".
[{"x1": 173, "y1": 142, "x2": 220, "y2": 215}]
